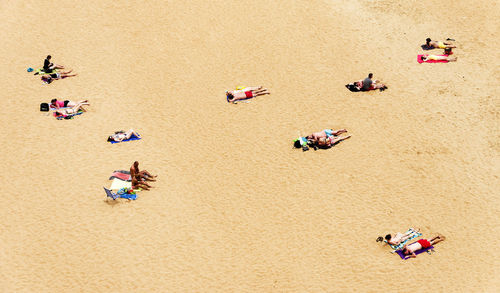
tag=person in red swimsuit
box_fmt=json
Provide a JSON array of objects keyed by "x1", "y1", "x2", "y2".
[
  {"x1": 226, "y1": 86, "x2": 270, "y2": 103},
  {"x1": 402, "y1": 235, "x2": 446, "y2": 258}
]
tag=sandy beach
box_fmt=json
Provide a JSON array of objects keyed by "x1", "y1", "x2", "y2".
[{"x1": 1, "y1": 0, "x2": 499, "y2": 291}]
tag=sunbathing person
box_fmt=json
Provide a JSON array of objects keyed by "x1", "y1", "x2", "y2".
[
  {"x1": 316, "y1": 134, "x2": 351, "y2": 148},
  {"x1": 41, "y1": 69, "x2": 77, "y2": 84},
  {"x1": 426, "y1": 38, "x2": 456, "y2": 49},
  {"x1": 50, "y1": 99, "x2": 88, "y2": 109},
  {"x1": 132, "y1": 175, "x2": 151, "y2": 190},
  {"x1": 43, "y1": 55, "x2": 64, "y2": 72},
  {"x1": 385, "y1": 228, "x2": 420, "y2": 246},
  {"x1": 421, "y1": 54, "x2": 457, "y2": 62},
  {"x1": 107, "y1": 129, "x2": 141, "y2": 142},
  {"x1": 402, "y1": 235, "x2": 446, "y2": 258},
  {"x1": 54, "y1": 101, "x2": 90, "y2": 117},
  {"x1": 226, "y1": 86, "x2": 270, "y2": 103},
  {"x1": 354, "y1": 79, "x2": 387, "y2": 91},
  {"x1": 130, "y1": 161, "x2": 156, "y2": 181},
  {"x1": 306, "y1": 129, "x2": 348, "y2": 142}
]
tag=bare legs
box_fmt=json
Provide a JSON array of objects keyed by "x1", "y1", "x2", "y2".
[
  {"x1": 252, "y1": 88, "x2": 270, "y2": 97},
  {"x1": 50, "y1": 64, "x2": 65, "y2": 70},
  {"x1": 331, "y1": 129, "x2": 347, "y2": 136},
  {"x1": 125, "y1": 129, "x2": 141, "y2": 139},
  {"x1": 132, "y1": 178, "x2": 151, "y2": 190},
  {"x1": 429, "y1": 235, "x2": 446, "y2": 245},
  {"x1": 60, "y1": 69, "x2": 78, "y2": 78},
  {"x1": 330, "y1": 135, "x2": 351, "y2": 145}
]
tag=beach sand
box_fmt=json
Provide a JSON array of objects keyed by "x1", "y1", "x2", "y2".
[{"x1": 1, "y1": 0, "x2": 499, "y2": 291}]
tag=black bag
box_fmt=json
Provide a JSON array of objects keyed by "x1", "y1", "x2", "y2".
[{"x1": 40, "y1": 103, "x2": 49, "y2": 112}]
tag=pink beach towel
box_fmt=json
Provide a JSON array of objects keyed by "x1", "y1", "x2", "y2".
[{"x1": 417, "y1": 54, "x2": 449, "y2": 63}]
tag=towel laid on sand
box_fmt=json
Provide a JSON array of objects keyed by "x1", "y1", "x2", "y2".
[
  {"x1": 109, "y1": 178, "x2": 132, "y2": 190},
  {"x1": 417, "y1": 54, "x2": 449, "y2": 63},
  {"x1": 385, "y1": 228, "x2": 422, "y2": 251},
  {"x1": 109, "y1": 170, "x2": 132, "y2": 181},
  {"x1": 109, "y1": 133, "x2": 141, "y2": 144},
  {"x1": 33, "y1": 68, "x2": 56, "y2": 75},
  {"x1": 396, "y1": 246, "x2": 434, "y2": 260}
]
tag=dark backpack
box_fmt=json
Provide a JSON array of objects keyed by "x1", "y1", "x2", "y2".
[{"x1": 40, "y1": 103, "x2": 49, "y2": 111}]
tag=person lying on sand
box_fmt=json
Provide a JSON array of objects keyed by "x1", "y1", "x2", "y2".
[
  {"x1": 43, "y1": 55, "x2": 64, "y2": 72},
  {"x1": 41, "y1": 69, "x2": 77, "y2": 84},
  {"x1": 426, "y1": 38, "x2": 456, "y2": 49},
  {"x1": 294, "y1": 129, "x2": 350, "y2": 150},
  {"x1": 226, "y1": 86, "x2": 270, "y2": 103},
  {"x1": 107, "y1": 129, "x2": 141, "y2": 142},
  {"x1": 130, "y1": 161, "x2": 157, "y2": 182},
  {"x1": 402, "y1": 235, "x2": 446, "y2": 258},
  {"x1": 54, "y1": 101, "x2": 89, "y2": 117},
  {"x1": 384, "y1": 228, "x2": 420, "y2": 246},
  {"x1": 316, "y1": 134, "x2": 351, "y2": 148},
  {"x1": 421, "y1": 54, "x2": 457, "y2": 62},
  {"x1": 305, "y1": 129, "x2": 348, "y2": 142},
  {"x1": 50, "y1": 99, "x2": 88, "y2": 109}
]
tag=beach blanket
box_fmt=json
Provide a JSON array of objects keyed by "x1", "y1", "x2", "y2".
[
  {"x1": 345, "y1": 83, "x2": 361, "y2": 92},
  {"x1": 109, "y1": 178, "x2": 132, "y2": 190},
  {"x1": 385, "y1": 228, "x2": 422, "y2": 251},
  {"x1": 55, "y1": 110, "x2": 84, "y2": 120},
  {"x1": 417, "y1": 54, "x2": 449, "y2": 63},
  {"x1": 396, "y1": 246, "x2": 434, "y2": 260},
  {"x1": 33, "y1": 68, "x2": 56, "y2": 75},
  {"x1": 109, "y1": 133, "x2": 141, "y2": 144},
  {"x1": 109, "y1": 170, "x2": 132, "y2": 181}
]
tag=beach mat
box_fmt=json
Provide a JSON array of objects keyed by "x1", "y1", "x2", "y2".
[
  {"x1": 417, "y1": 54, "x2": 449, "y2": 63},
  {"x1": 109, "y1": 170, "x2": 132, "y2": 181},
  {"x1": 109, "y1": 178, "x2": 132, "y2": 190},
  {"x1": 32, "y1": 68, "x2": 56, "y2": 75},
  {"x1": 396, "y1": 246, "x2": 434, "y2": 260},
  {"x1": 109, "y1": 133, "x2": 141, "y2": 144}
]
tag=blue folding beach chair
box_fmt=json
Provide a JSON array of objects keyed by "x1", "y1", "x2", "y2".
[{"x1": 104, "y1": 187, "x2": 119, "y2": 200}]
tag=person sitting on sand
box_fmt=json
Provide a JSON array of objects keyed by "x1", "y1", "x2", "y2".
[
  {"x1": 130, "y1": 161, "x2": 156, "y2": 190},
  {"x1": 41, "y1": 69, "x2": 77, "y2": 84},
  {"x1": 385, "y1": 228, "x2": 420, "y2": 246},
  {"x1": 43, "y1": 55, "x2": 65, "y2": 72},
  {"x1": 354, "y1": 77, "x2": 387, "y2": 92},
  {"x1": 426, "y1": 38, "x2": 456, "y2": 49},
  {"x1": 226, "y1": 86, "x2": 270, "y2": 103},
  {"x1": 421, "y1": 54, "x2": 457, "y2": 62},
  {"x1": 130, "y1": 161, "x2": 157, "y2": 182},
  {"x1": 54, "y1": 101, "x2": 90, "y2": 117},
  {"x1": 402, "y1": 235, "x2": 446, "y2": 258},
  {"x1": 131, "y1": 175, "x2": 152, "y2": 190},
  {"x1": 50, "y1": 99, "x2": 88, "y2": 109},
  {"x1": 107, "y1": 129, "x2": 141, "y2": 142}
]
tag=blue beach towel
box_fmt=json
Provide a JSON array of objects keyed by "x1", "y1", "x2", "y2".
[
  {"x1": 385, "y1": 228, "x2": 422, "y2": 252},
  {"x1": 109, "y1": 133, "x2": 141, "y2": 144}
]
